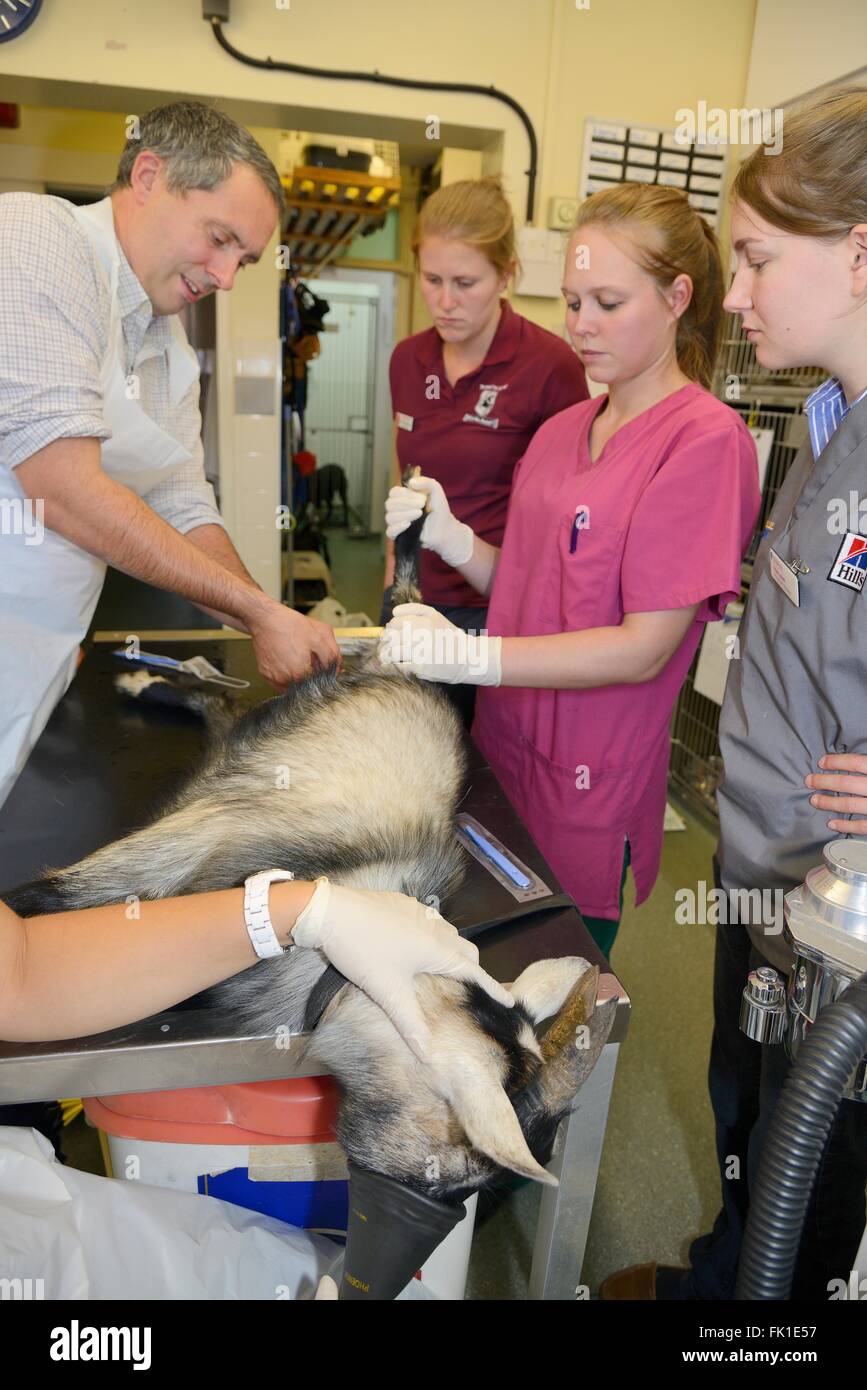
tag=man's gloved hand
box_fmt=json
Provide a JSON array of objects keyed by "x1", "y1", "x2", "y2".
[
  {"x1": 385, "y1": 475, "x2": 475, "y2": 568},
  {"x1": 291, "y1": 877, "x2": 513, "y2": 1062},
  {"x1": 379, "y1": 603, "x2": 503, "y2": 687}
]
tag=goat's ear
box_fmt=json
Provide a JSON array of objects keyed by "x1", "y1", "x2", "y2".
[
  {"x1": 509, "y1": 957, "x2": 594, "y2": 1026},
  {"x1": 441, "y1": 1063, "x2": 559, "y2": 1187}
]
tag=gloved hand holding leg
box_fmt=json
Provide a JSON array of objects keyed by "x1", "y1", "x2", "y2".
[
  {"x1": 379, "y1": 603, "x2": 503, "y2": 687},
  {"x1": 385, "y1": 476, "x2": 475, "y2": 568}
]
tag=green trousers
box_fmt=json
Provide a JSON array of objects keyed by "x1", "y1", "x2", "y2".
[{"x1": 579, "y1": 841, "x2": 631, "y2": 959}]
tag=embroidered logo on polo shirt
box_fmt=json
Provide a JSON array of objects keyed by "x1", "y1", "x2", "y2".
[
  {"x1": 463, "y1": 382, "x2": 508, "y2": 429},
  {"x1": 828, "y1": 531, "x2": 867, "y2": 592}
]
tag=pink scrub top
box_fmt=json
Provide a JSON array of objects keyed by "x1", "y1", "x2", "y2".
[{"x1": 472, "y1": 383, "x2": 761, "y2": 919}]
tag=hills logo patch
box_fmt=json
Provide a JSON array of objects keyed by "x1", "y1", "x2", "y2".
[{"x1": 828, "y1": 531, "x2": 867, "y2": 592}]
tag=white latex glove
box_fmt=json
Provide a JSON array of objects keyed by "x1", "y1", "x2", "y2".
[
  {"x1": 292, "y1": 877, "x2": 514, "y2": 1062},
  {"x1": 385, "y1": 476, "x2": 475, "y2": 568},
  {"x1": 379, "y1": 603, "x2": 503, "y2": 687}
]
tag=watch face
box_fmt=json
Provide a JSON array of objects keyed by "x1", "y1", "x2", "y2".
[{"x1": 0, "y1": 0, "x2": 44, "y2": 44}]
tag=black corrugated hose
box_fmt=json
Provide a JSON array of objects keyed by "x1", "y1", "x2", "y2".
[
  {"x1": 735, "y1": 972, "x2": 867, "y2": 1300},
  {"x1": 208, "y1": 18, "x2": 539, "y2": 223}
]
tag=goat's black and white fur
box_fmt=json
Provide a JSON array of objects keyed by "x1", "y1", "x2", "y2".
[{"x1": 3, "y1": 507, "x2": 616, "y2": 1200}]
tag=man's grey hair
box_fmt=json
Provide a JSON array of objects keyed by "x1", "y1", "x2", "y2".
[{"x1": 111, "y1": 101, "x2": 284, "y2": 213}]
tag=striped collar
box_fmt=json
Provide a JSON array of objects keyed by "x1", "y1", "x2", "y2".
[{"x1": 804, "y1": 377, "x2": 867, "y2": 460}]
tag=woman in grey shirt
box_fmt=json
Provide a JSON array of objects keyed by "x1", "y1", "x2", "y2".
[{"x1": 602, "y1": 82, "x2": 867, "y2": 1302}]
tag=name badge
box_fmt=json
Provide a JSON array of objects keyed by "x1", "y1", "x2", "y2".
[
  {"x1": 768, "y1": 547, "x2": 800, "y2": 607},
  {"x1": 396, "y1": 412, "x2": 414, "y2": 432}
]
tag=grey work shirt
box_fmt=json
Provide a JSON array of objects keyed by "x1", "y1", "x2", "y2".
[{"x1": 717, "y1": 394, "x2": 867, "y2": 972}]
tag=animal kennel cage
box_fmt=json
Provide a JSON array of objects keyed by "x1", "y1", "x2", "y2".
[{"x1": 667, "y1": 311, "x2": 825, "y2": 822}]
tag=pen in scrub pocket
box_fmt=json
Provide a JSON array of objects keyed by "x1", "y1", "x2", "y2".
[{"x1": 570, "y1": 506, "x2": 589, "y2": 554}]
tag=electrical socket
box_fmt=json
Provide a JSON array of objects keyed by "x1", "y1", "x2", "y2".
[{"x1": 548, "y1": 196, "x2": 579, "y2": 230}]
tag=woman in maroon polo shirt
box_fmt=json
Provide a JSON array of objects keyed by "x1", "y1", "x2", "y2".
[{"x1": 382, "y1": 177, "x2": 588, "y2": 723}]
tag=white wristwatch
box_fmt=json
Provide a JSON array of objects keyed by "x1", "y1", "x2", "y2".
[{"x1": 243, "y1": 869, "x2": 297, "y2": 959}]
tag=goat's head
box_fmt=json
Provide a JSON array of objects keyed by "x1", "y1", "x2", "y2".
[{"x1": 305, "y1": 956, "x2": 618, "y2": 1202}]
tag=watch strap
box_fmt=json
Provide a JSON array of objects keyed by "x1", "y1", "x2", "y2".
[{"x1": 243, "y1": 869, "x2": 296, "y2": 960}]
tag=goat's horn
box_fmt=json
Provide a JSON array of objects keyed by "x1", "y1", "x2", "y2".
[{"x1": 539, "y1": 965, "x2": 599, "y2": 1060}]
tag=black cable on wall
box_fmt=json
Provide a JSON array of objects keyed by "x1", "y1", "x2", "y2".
[{"x1": 207, "y1": 16, "x2": 539, "y2": 222}]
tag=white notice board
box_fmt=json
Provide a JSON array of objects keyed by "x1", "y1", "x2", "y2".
[
  {"x1": 694, "y1": 601, "x2": 744, "y2": 706},
  {"x1": 580, "y1": 118, "x2": 727, "y2": 229},
  {"x1": 748, "y1": 426, "x2": 774, "y2": 494}
]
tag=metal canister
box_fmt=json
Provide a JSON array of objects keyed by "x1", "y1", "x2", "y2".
[
  {"x1": 740, "y1": 966, "x2": 787, "y2": 1043},
  {"x1": 783, "y1": 839, "x2": 867, "y2": 1100}
]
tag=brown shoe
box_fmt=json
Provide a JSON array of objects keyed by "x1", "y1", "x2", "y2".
[{"x1": 598, "y1": 1261, "x2": 689, "y2": 1300}]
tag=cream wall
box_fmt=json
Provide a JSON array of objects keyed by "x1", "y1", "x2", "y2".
[
  {"x1": 1, "y1": 0, "x2": 760, "y2": 340},
  {"x1": 1, "y1": 0, "x2": 769, "y2": 577},
  {"x1": 0, "y1": 106, "x2": 120, "y2": 191},
  {"x1": 213, "y1": 128, "x2": 283, "y2": 597},
  {"x1": 0, "y1": 0, "x2": 552, "y2": 213},
  {"x1": 524, "y1": 0, "x2": 758, "y2": 331},
  {"x1": 744, "y1": 0, "x2": 867, "y2": 108}
]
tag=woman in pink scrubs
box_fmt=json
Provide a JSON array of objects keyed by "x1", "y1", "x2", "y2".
[{"x1": 383, "y1": 184, "x2": 761, "y2": 957}]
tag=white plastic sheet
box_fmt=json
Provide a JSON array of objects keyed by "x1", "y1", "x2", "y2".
[{"x1": 0, "y1": 1127, "x2": 433, "y2": 1300}]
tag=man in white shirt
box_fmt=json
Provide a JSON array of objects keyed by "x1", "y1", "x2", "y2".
[{"x1": 0, "y1": 101, "x2": 338, "y2": 810}]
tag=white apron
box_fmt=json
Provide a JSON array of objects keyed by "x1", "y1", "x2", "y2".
[{"x1": 0, "y1": 197, "x2": 199, "y2": 809}]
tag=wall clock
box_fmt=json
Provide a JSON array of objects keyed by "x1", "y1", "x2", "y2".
[{"x1": 0, "y1": 0, "x2": 44, "y2": 44}]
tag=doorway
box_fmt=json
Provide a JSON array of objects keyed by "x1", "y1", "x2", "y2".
[{"x1": 304, "y1": 278, "x2": 379, "y2": 534}]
